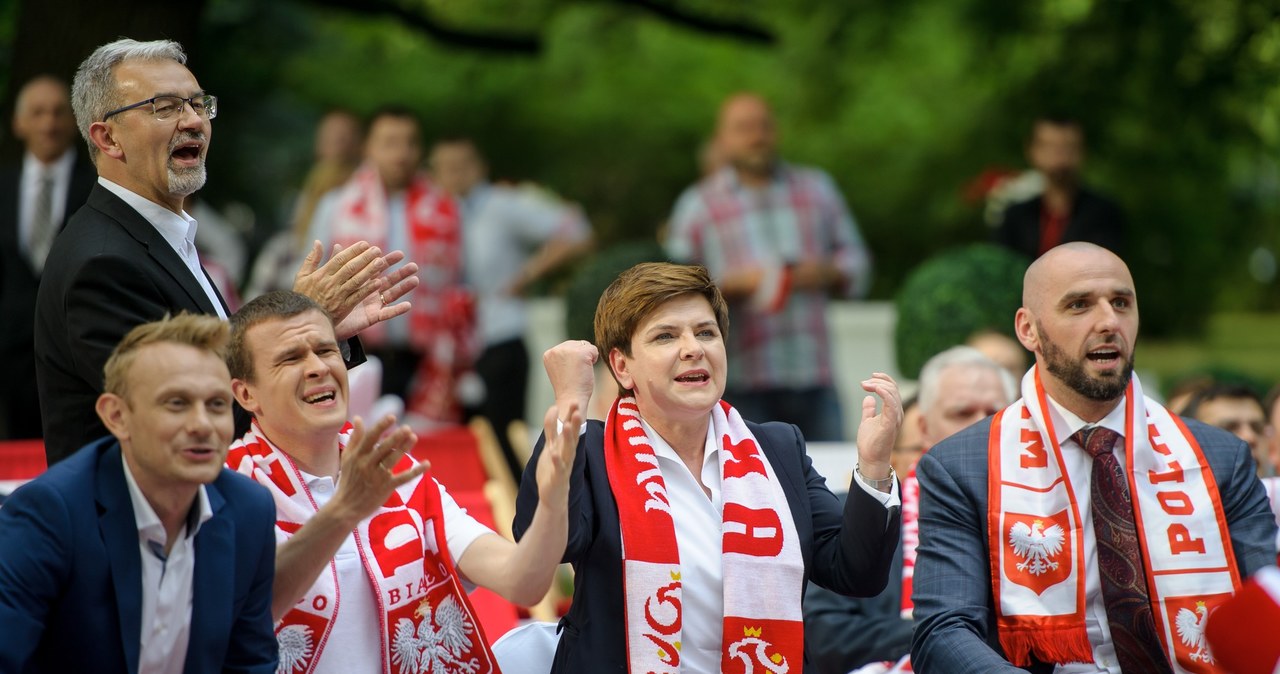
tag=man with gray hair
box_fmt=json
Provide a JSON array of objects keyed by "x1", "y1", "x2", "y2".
[
  {"x1": 35, "y1": 38, "x2": 418, "y2": 464},
  {"x1": 805, "y1": 345, "x2": 1014, "y2": 673}
]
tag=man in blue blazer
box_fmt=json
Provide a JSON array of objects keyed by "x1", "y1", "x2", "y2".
[
  {"x1": 912, "y1": 243, "x2": 1277, "y2": 673},
  {"x1": 0, "y1": 314, "x2": 278, "y2": 674}
]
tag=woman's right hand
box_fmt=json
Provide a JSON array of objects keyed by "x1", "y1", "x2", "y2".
[{"x1": 543, "y1": 340, "x2": 599, "y2": 414}]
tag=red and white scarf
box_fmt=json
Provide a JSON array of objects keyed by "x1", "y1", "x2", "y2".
[
  {"x1": 604, "y1": 396, "x2": 804, "y2": 674},
  {"x1": 987, "y1": 368, "x2": 1240, "y2": 672},
  {"x1": 226, "y1": 422, "x2": 498, "y2": 674},
  {"x1": 899, "y1": 463, "x2": 921, "y2": 619},
  {"x1": 329, "y1": 163, "x2": 475, "y2": 423}
]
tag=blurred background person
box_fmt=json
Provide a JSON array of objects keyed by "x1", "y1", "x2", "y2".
[
  {"x1": 310, "y1": 106, "x2": 471, "y2": 427},
  {"x1": 994, "y1": 114, "x2": 1126, "y2": 259},
  {"x1": 805, "y1": 346, "x2": 1014, "y2": 674},
  {"x1": 666, "y1": 92, "x2": 873, "y2": 441},
  {"x1": 246, "y1": 109, "x2": 363, "y2": 299},
  {"x1": 1185, "y1": 382, "x2": 1270, "y2": 478},
  {"x1": 431, "y1": 136, "x2": 593, "y2": 481},
  {"x1": 0, "y1": 75, "x2": 93, "y2": 439}
]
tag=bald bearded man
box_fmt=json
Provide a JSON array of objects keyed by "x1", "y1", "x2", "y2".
[{"x1": 911, "y1": 242, "x2": 1275, "y2": 673}]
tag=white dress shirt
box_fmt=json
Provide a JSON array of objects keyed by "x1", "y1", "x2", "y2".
[
  {"x1": 1041, "y1": 396, "x2": 1130, "y2": 674},
  {"x1": 120, "y1": 454, "x2": 213, "y2": 674},
  {"x1": 642, "y1": 418, "x2": 899, "y2": 673},
  {"x1": 299, "y1": 469, "x2": 493, "y2": 674},
  {"x1": 18, "y1": 149, "x2": 76, "y2": 264},
  {"x1": 98, "y1": 177, "x2": 227, "y2": 318}
]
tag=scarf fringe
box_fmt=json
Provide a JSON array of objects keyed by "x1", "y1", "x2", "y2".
[{"x1": 999, "y1": 625, "x2": 1094, "y2": 667}]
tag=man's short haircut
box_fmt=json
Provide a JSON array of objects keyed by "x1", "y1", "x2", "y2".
[
  {"x1": 367, "y1": 104, "x2": 421, "y2": 135},
  {"x1": 227, "y1": 291, "x2": 332, "y2": 382},
  {"x1": 594, "y1": 262, "x2": 729, "y2": 395},
  {"x1": 917, "y1": 345, "x2": 1017, "y2": 415},
  {"x1": 71, "y1": 38, "x2": 187, "y2": 163},
  {"x1": 1183, "y1": 383, "x2": 1265, "y2": 420},
  {"x1": 103, "y1": 313, "x2": 228, "y2": 400}
]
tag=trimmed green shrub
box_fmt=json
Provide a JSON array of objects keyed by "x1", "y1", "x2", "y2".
[{"x1": 895, "y1": 244, "x2": 1030, "y2": 378}]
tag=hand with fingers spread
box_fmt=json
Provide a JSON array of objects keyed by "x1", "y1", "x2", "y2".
[
  {"x1": 855, "y1": 372, "x2": 903, "y2": 483},
  {"x1": 536, "y1": 402, "x2": 582, "y2": 509},
  {"x1": 329, "y1": 414, "x2": 427, "y2": 523},
  {"x1": 268, "y1": 413, "x2": 426, "y2": 621},
  {"x1": 331, "y1": 254, "x2": 420, "y2": 341},
  {"x1": 293, "y1": 240, "x2": 401, "y2": 332},
  {"x1": 543, "y1": 340, "x2": 598, "y2": 416}
]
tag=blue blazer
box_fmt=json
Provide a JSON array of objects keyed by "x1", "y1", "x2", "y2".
[
  {"x1": 910, "y1": 417, "x2": 1278, "y2": 674},
  {"x1": 513, "y1": 419, "x2": 901, "y2": 674},
  {"x1": 0, "y1": 437, "x2": 279, "y2": 674}
]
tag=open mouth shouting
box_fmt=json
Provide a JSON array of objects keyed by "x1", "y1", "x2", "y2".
[
  {"x1": 674, "y1": 369, "x2": 711, "y2": 384},
  {"x1": 1085, "y1": 345, "x2": 1123, "y2": 371},
  {"x1": 168, "y1": 132, "x2": 205, "y2": 168}
]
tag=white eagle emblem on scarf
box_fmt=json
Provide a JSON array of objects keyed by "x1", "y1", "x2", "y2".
[
  {"x1": 1176, "y1": 601, "x2": 1214, "y2": 664},
  {"x1": 1009, "y1": 519, "x2": 1065, "y2": 576},
  {"x1": 390, "y1": 596, "x2": 480, "y2": 674}
]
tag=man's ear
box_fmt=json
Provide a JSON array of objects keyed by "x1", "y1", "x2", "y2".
[
  {"x1": 88, "y1": 121, "x2": 125, "y2": 161},
  {"x1": 95, "y1": 393, "x2": 130, "y2": 443},
  {"x1": 607, "y1": 347, "x2": 634, "y2": 392},
  {"x1": 232, "y1": 378, "x2": 261, "y2": 417},
  {"x1": 1014, "y1": 307, "x2": 1039, "y2": 353}
]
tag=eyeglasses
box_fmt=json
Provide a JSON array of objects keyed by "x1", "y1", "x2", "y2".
[{"x1": 102, "y1": 94, "x2": 218, "y2": 122}]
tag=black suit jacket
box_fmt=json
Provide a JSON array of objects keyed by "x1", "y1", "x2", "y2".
[
  {"x1": 34, "y1": 184, "x2": 232, "y2": 462},
  {"x1": 803, "y1": 496, "x2": 912, "y2": 674},
  {"x1": 35, "y1": 184, "x2": 365, "y2": 465},
  {"x1": 513, "y1": 419, "x2": 901, "y2": 673},
  {"x1": 994, "y1": 186, "x2": 1125, "y2": 260},
  {"x1": 0, "y1": 155, "x2": 95, "y2": 438}
]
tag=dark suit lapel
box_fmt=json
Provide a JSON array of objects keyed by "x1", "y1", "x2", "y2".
[
  {"x1": 88, "y1": 185, "x2": 219, "y2": 316},
  {"x1": 186, "y1": 483, "x2": 232, "y2": 674},
  {"x1": 96, "y1": 441, "x2": 144, "y2": 674}
]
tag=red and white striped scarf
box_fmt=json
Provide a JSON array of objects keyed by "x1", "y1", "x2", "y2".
[
  {"x1": 226, "y1": 422, "x2": 498, "y2": 674},
  {"x1": 604, "y1": 396, "x2": 804, "y2": 673},
  {"x1": 899, "y1": 463, "x2": 921, "y2": 619},
  {"x1": 329, "y1": 163, "x2": 475, "y2": 423},
  {"x1": 987, "y1": 368, "x2": 1240, "y2": 672}
]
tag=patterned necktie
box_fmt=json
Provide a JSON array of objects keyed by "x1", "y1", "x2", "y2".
[
  {"x1": 1075, "y1": 425, "x2": 1173, "y2": 673},
  {"x1": 29, "y1": 170, "x2": 56, "y2": 273}
]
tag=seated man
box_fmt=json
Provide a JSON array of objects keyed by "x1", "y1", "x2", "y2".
[
  {"x1": 1184, "y1": 383, "x2": 1270, "y2": 478},
  {"x1": 911, "y1": 243, "x2": 1275, "y2": 673},
  {"x1": 224, "y1": 291, "x2": 578, "y2": 673},
  {"x1": 0, "y1": 314, "x2": 277, "y2": 673}
]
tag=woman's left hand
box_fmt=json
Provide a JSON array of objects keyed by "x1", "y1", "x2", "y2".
[{"x1": 855, "y1": 372, "x2": 902, "y2": 479}]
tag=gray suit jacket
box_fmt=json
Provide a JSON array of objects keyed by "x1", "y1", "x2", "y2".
[{"x1": 910, "y1": 416, "x2": 1276, "y2": 673}]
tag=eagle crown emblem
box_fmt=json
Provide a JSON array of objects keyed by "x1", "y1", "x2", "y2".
[
  {"x1": 1009, "y1": 519, "x2": 1065, "y2": 576},
  {"x1": 1176, "y1": 601, "x2": 1214, "y2": 664}
]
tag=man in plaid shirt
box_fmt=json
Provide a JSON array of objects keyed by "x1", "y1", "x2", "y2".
[{"x1": 665, "y1": 93, "x2": 872, "y2": 441}]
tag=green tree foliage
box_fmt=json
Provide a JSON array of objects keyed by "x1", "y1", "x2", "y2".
[{"x1": 7, "y1": 0, "x2": 1275, "y2": 335}]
